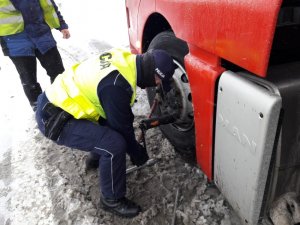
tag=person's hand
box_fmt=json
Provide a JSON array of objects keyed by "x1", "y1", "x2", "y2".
[
  {"x1": 61, "y1": 29, "x2": 70, "y2": 39},
  {"x1": 130, "y1": 144, "x2": 149, "y2": 166}
]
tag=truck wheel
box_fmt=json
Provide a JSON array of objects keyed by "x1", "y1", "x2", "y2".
[{"x1": 146, "y1": 31, "x2": 195, "y2": 158}]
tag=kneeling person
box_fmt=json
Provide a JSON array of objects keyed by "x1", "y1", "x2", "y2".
[{"x1": 35, "y1": 48, "x2": 175, "y2": 218}]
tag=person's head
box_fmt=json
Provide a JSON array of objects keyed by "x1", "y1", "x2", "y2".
[{"x1": 137, "y1": 49, "x2": 176, "y2": 92}]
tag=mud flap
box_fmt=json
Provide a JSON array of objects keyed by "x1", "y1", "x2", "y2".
[{"x1": 214, "y1": 71, "x2": 282, "y2": 225}]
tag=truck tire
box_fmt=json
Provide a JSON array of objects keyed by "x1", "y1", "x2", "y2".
[{"x1": 146, "y1": 31, "x2": 195, "y2": 158}]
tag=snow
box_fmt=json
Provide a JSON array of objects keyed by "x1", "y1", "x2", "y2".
[{"x1": 0, "y1": 1, "x2": 242, "y2": 225}]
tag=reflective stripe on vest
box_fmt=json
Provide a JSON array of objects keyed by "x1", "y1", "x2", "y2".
[
  {"x1": 0, "y1": 1, "x2": 24, "y2": 36},
  {"x1": 39, "y1": 0, "x2": 60, "y2": 29},
  {"x1": 0, "y1": 0, "x2": 60, "y2": 36},
  {"x1": 46, "y1": 48, "x2": 137, "y2": 122}
]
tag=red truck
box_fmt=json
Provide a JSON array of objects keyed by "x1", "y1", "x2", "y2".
[{"x1": 126, "y1": 0, "x2": 300, "y2": 224}]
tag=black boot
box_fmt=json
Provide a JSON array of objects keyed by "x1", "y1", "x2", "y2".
[{"x1": 100, "y1": 196, "x2": 141, "y2": 218}]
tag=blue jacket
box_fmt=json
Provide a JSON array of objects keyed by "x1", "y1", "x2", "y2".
[{"x1": 0, "y1": 0, "x2": 68, "y2": 56}]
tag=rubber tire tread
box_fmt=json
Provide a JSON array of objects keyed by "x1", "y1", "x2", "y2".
[{"x1": 146, "y1": 31, "x2": 195, "y2": 157}]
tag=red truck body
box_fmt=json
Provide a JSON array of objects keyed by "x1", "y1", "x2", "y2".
[
  {"x1": 126, "y1": 0, "x2": 300, "y2": 224},
  {"x1": 127, "y1": 0, "x2": 282, "y2": 180}
]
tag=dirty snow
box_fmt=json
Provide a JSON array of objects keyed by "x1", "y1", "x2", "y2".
[{"x1": 0, "y1": 1, "x2": 242, "y2": 225}]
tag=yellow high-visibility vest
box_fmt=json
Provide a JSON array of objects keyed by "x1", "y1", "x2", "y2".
[
  {"x1": 46, "y1": 48, "x2": 137, "y2": 122},
  {"x1": 39, "y1": 0, "x2": 60, "y2": 29},
  {"x1": 0, "y1": 0, "x2": 60, "y2": 36}
]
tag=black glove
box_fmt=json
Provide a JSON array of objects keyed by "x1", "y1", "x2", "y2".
[{"x1": 130, "y1": 143, "x2": 149, "y2": 166}]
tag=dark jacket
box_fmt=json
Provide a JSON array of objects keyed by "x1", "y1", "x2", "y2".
[{"x1": 0, "y1": 0, "x2": 68, "y2": 56}]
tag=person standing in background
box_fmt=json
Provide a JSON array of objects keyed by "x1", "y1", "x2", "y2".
[{"x1": 0, "y1": 0, "x2": 70, "y2": 111}]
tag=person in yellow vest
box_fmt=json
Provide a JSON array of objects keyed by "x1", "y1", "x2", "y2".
[
  {"x1": 35, "y1": 48, "x2": 176, "y2": 218},
  {"x1": 0, "y1": 0, "x2": 70, "y2": 111}
]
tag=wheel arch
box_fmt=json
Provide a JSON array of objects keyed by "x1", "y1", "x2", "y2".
[{"x1": 141, "y1": 13, "x2": 172, "y2": 53}]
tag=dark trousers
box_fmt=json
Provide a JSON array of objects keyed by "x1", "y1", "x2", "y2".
[
  {"x1": 10, "y1": 47, "x2": 64, "y2": 107},
  {"x1": 35, "y1": 93, "x2": 127, "y2": 199}
]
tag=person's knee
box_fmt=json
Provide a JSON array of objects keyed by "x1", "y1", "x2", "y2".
[
  {"x1": 112, "y1": 132, "x2": 127, "y2": 156},
  {"x1": 104, "y1": 131, "x2": 127, "y2": 157},
  {"x1": 48, "y1": 65, "x2": 64, "y2": 82}
]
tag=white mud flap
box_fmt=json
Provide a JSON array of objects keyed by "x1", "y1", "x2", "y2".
[{"x1": 214, "y1": 71, "x2": 282, "y2": 225}]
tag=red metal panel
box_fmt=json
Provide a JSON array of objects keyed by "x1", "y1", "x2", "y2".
[
  {"x1": 156, "y1": 0, "x2": 282, "y2": 77},
  {"x1": 185, "y1": 45, "x2": 224, "y2": 180},
  {"x1": 126, "y1": 0, "x2": 284, "y2": 179},
  {"x1": 126, "y1": 0, "x2": 141, "y2": 53},
  {"x1": 126, "y1": 0, "x2": 155, "y2": 54}
]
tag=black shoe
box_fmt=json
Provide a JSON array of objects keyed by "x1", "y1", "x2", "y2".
[
  {"x1": 85, "y1": 155, "x2": 99, "y2": 171},
  {"x1": 100, "y1": 197, "x2": 141, "y2": 218}
]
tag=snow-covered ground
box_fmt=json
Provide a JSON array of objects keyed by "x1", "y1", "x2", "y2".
[{"x1": 0, "y1": 1, "x2": 242, "y2": 225}]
